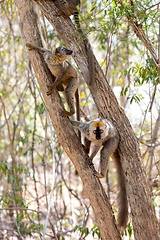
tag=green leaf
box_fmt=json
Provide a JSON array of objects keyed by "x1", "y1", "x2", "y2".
[
  {"x1": 15, "y1": 199, "x2": 19, "y2": 205},
  {"x1": 124, "y1": 69, "x2": 128, "y2": 76},
  {"x1": 74, "y1": 225, "x2": 78, "y2": 232},
  {"x1": 124, "y1": 86, "x2": 129, "y2": 95},
  {"x1": 90, "y1": 5, "x2": 96, "y2": 12}
]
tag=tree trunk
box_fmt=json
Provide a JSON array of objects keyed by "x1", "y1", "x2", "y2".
[
  {"x1": 15, "y1": 0, "x2": 121, "y2": 239},
  {"x1": 15, "y1": 0, "x2": 159, "y2": 239}
]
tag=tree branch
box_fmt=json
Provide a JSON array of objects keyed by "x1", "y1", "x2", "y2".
[
  {"x1": 118, "y1": 0, "x2": 159, "y2": 71},
  {"x1": 15, "y1": 0, "x2": 121, "y2": 239}
]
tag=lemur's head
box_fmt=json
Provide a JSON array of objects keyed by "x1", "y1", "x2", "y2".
[
  {"x1": 53, "y1": 46, "x2": 73, "y2": 62},
  {"x1": 49, "y1": 46, "x2": 73, "y2": 64},
  {"x1": 90, "y1": 120, "x2": 106, "y2": 140}
]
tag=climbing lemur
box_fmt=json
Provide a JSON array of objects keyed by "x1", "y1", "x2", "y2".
[
  {"x1": 71, "y1": 118, "x2": 128, "y2": 229},
  {"x1": 26, "y1": 43, "x2": 80, "y2": 118}
]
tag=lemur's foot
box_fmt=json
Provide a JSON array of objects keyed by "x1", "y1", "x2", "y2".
[
  {"x1": 85, "y1": 156, "x2": 103, "y2": 178},
  {"x1": 85, "y1": 156, "x2": 94, "y2": 167},
  {"x1": 46, "y1": 84, "x2": 56, "y2": 96},
  {"x1": 92, "y1": 171, "x2": 104, "y2": 178}
]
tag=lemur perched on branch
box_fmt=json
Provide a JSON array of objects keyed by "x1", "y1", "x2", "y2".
[
  {"x1": 26, "y1": 43, "x2": 79, "y2": 118},
  {"x1": 71, "y1": 118, "x2": 128, "y2": 229},
  {"x1": 53, "y1": 0, "x2": 95, "y2": 85}
]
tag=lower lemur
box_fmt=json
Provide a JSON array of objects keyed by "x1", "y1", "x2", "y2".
[
  {"x1": 26, "y1": 43, "x2": 79, "y2": 118},
  {"x1": 71, "y1": 118, "x2": 128, "y2": 229}
]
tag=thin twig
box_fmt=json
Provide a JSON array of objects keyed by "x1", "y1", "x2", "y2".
[{"x1": 143, "y1": 2, "x2": 160, "y2": 12}]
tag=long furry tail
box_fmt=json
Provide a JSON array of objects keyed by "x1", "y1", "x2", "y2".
[
  {"x1": 113, "y1": 151, "x2": 128, "y2": 229},
  {"x1": 75, "y1": 89, "x2": 81, "y2": 140}
]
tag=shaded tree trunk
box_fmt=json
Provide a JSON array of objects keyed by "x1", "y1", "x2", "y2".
[
  {"x1": 15, "y1": 0, "x2": 121, "y2": 239},
  {"x1": 15, "y1": 0, "x2": 159, "y2": 239}
]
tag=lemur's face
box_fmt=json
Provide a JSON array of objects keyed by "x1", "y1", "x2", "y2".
[
  {"x1": 90, "y1": 121, "x2": 106, "y2": 140},
  {"x1": 58, "y1": 47, "x2": 73, "y2": 56},
  {"x1": 50, "y1": 47, "x2": 73, "y2": 63}
]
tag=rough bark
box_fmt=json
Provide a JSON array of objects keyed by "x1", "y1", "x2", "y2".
[
  {"x1": 15, "y1": 0, "x2": 159, "y2": 239},
  {"x1": 15, "y1": 0, "x2": 121, "y2": 239}
]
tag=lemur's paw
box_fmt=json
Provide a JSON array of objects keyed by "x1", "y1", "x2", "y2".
[
  {"x1": 85, "y1": 156, "x2": 93, "y2": 167},
  {"x1": 93, "y1": 171, "x2": 103, "y2": 178},
  {"x1": 46, "y1": 88, "x2": 52, "y2": 96}
]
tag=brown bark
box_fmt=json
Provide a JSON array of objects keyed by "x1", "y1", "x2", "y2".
[
  {"x1": 15, "y1": 0, "x2": 121, "y2": 239},
  {"x1": 15, "y1": 0, "x2": 159, "y2": 239}
]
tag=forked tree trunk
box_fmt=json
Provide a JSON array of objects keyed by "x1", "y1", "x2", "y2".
[{"x1": 15, "y1": 0, "x2": 159, "y2": 239}]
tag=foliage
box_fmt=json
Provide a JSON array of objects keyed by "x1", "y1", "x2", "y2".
[
  {"x1": 120, "y1": 56, "x2": 159, "y2": 104},
  {"x1": 121, "y1": 223, "x2": 133, "y2": 238},
  {"x1": 74, "y1": 223, "x2": 102, "y2": 239}
]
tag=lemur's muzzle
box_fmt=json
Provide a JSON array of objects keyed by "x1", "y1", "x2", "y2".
[{"x1": 66, "y1": 50, "x2": 73, "y2": 55}]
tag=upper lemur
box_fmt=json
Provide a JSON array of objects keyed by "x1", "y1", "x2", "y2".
[
  {"x1": 71, "y1": 118, "x2": 128, "y2": 229},
  {"x1": 54, "y1": 0, "x2": 95, "y2": 85},
  {"x1": 26, "y1": 43, "x2": 79, "y2": 117}
]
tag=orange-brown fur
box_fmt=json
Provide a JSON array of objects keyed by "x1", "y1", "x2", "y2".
[{"x1": 26, "y1": 43, "x2": 79, "y2": 117}]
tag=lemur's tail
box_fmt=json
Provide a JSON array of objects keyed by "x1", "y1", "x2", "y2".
[{"x1": 114, "y1": 151, "x2": 128, "y2": 229}]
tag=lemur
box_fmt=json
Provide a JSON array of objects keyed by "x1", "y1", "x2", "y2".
[
  {"x1": 53, "y1": 0, "x2": 95, "y2": 85},
  {"x1": 26, "y1": 43, "x2": 79, "y2": 118},
  {"x1": 71, "y1": 118, "x2": 128, "y2": 229}
]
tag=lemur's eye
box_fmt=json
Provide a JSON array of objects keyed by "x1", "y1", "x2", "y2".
[
  {"x1": 100, "y1": 130, "x2": 104, "y2": 134},
  {"x1": 93, "y1": 130, "x2": 96, "y2": 134}
]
